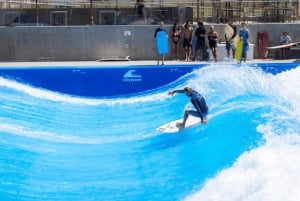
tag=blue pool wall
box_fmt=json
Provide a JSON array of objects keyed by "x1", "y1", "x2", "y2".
[{"x1": 0, "y1": 62, "x2": 299, "y2": 97}]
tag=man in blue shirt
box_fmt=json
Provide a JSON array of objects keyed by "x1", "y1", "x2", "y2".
[
  {"x1": 239, "y1": 22, "x2": 250, "y2": 62},
  {"x1": 168, "y1": 87, "x2": 208, "y2": 127}
]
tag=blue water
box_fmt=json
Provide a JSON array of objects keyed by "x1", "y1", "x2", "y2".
[{"x1": 1, "y1": 63, "x2": 300, "y2": 201}]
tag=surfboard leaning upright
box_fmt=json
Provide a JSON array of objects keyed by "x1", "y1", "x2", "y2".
[
  {"x1": 235, "y1": 38, "x2": 244, "y2": 61},
  {"x1": 156, "y1": 30, "x2": 169, "y2": 55}
]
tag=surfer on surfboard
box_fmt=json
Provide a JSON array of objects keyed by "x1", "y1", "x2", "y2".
[{"x1": 168, "y1": 87, "x2": 208, "y2": 128}]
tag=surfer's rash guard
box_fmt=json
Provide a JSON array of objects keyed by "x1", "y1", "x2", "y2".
[
  {"x1": 174, "y1": 89, "x2": 208, "y2": 118},
  {"x1": 190, "y1": 90, "x2": 208, "y2": 115}
]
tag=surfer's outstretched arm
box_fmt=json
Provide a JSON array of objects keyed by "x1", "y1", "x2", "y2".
[{"x1": 168, "y1": 89, "x2": 184, "y2": 96}]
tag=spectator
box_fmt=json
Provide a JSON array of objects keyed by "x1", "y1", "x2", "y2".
[
  {"x1": 207, "y1": 25, "x2": 219, "y2": 62},
  {"x1": 136, "y1": 0, "x2": 147, "y2": 23},
  {"x1": 182, "y1": 21, "x2": 194, "y2": 62},
  {"x1": 170, "y1": 23, "x2": 181, "y2": 61},
  {"x1": 239, "y1": 22, "x2": 250, "y2": 62},
  {"x1": 154, "y1": 21, "x2": 168, "y2": 65},
  {"x1": 225, "y1": 20, "x2": 237, "y2": 59},
  {"x1": 280, "y1": 31, "x2": 292, "y2": 59},
  {"x1": 194, "y1": 21, "x2": 208, "y2": 61}
]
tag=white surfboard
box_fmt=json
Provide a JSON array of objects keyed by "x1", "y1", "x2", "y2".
[
  {"x1": 156, "y1": 115, "x2": 204, "y2": 133},
  {"x1": 224, "y1": 23, "x2": 238, "y2": 49},
  {"x1": 97, "y1": 56, "x2": 130, "y2": 61},
  {"x1": 266, "y1": 41, "x2": 300, "y2": 50},
  {"x1": 225, "y1": 24, "x2": 234, "y2": 40}
]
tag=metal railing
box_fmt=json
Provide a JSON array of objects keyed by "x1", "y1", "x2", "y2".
[{"x1": 1, "y1": 0, "x2": 299, "y2": 24}]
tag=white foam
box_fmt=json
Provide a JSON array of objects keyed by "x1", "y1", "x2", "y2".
[
  {"x1": 275, "y1": 67, "x2": 300, "y2": 121},
  {"x1": 184, "y1": 131, "x2": 300, "y2": 201},
  {"x1": 184, "y1": 66, "x2": 300, "y2": 201}
]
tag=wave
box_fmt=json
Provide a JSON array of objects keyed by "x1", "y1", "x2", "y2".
[
  {"x1": 0, "y1": 74, "x2": 187, "y2": 105},
  {"x1": 184, "y1": 66, "x2": 300, "y2": 201},
  {"x1": 0, "y1": 64, "x2": 292, "y2": 106},
  {"x1": 0, "y1": 122, "x2": 158, "y2": 145},
  {"x1": 1, "y1": 63, "x2": 300, "y2": 201},
  {"x1": 184, "y1": 127, "x2": 300, "y2": 201}
]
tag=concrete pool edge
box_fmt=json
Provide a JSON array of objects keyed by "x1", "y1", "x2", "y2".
[{"x1": 0, "y1": 59, "x2": 299, "y2": 68}]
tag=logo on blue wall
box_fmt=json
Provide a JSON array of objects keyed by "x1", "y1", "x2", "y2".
[{"x1": 123, "y1": 70, "x2": 142, "y2": 82}]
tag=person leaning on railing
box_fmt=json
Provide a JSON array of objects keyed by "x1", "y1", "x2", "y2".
[{"x1": 279, "y1": 31, "x2": 292, "y2": 59}]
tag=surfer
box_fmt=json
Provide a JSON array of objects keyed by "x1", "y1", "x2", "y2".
[
  {"x1": 168, "y1": 87, "x2": 208, "y2": 128},
  {"x1": 225, "y1": 20, "x2": 237, "y2": 59},
  {"x1": 280, "y1": 31, "x2": 292, "y2": 59}
]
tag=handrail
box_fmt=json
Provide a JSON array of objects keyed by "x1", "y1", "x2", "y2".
[{"x1": 1, "y1": 0, "x2": 298, "y2": 24}]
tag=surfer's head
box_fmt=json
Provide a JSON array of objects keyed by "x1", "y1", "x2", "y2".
[{"x1": 183, "y1": 87, "x2": 192, "y2": 96}]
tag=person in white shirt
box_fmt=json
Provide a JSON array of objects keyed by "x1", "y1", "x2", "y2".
[{"x1": 279, "y1": 31, "x2": 292, "y2": 59}]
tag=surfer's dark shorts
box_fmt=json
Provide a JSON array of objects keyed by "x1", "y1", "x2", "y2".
[{"x1": 189, "y1": 110, "x2": 208, "y2": 118}]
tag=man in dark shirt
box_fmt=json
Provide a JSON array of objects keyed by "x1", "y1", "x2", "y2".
[
  {"x1": 136, "y1": 0, "x2": 146, "y2": 23},
  {"x1": 194, "y1": 21, "x2": 208, "y2": 61}
]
